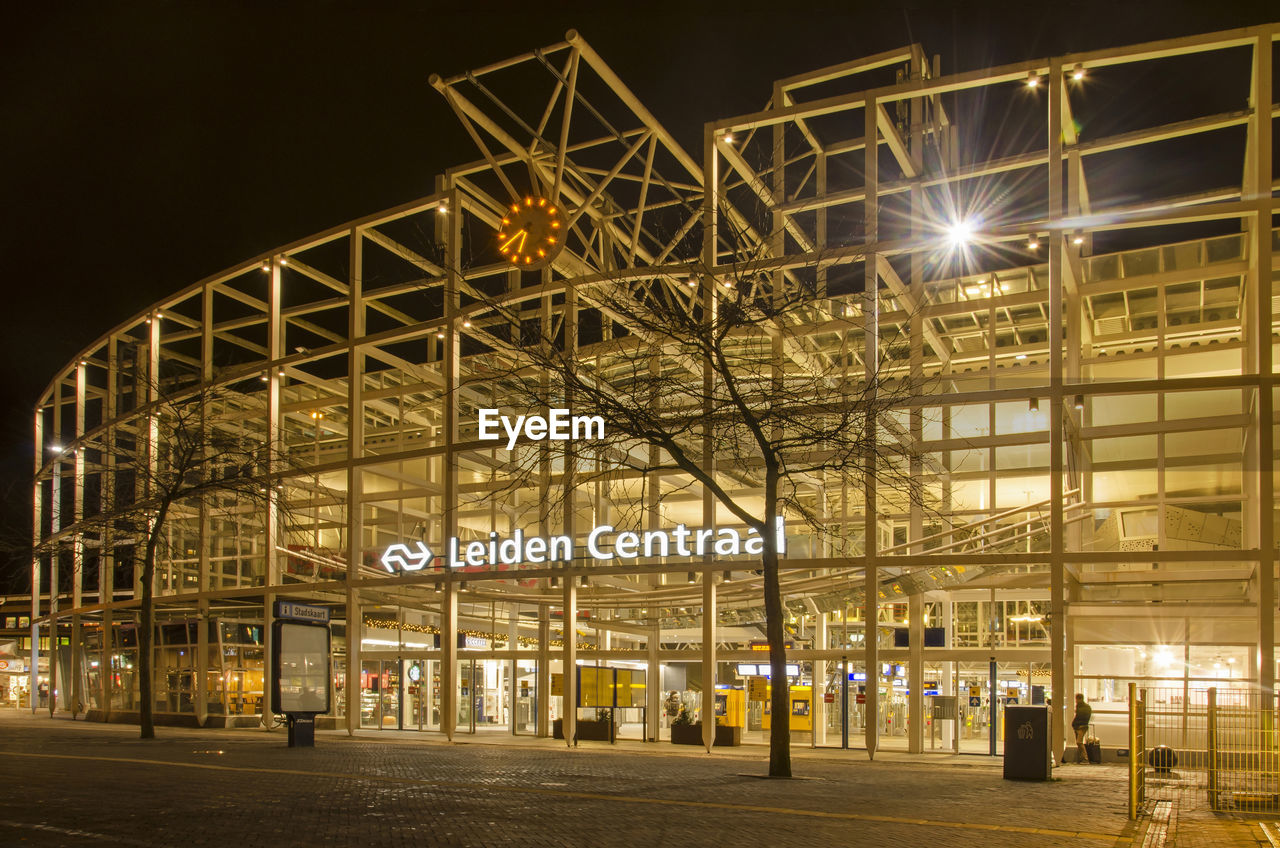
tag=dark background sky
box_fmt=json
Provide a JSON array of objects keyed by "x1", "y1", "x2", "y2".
[{"x1": 1, "y1": 0, "x2": 1274, "y2": 591}]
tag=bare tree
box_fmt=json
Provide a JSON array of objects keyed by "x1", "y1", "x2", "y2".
[
  {"x1": 39, "y1": 380, "x2": 295, "y2": 739},
  {"x1": 467, "y1": 239, "x2": 931, "y2": 777}
]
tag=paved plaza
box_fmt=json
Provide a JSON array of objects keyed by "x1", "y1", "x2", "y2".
[{"x1": 0, "y1": 712, "x2": 1269, "y2": 847}]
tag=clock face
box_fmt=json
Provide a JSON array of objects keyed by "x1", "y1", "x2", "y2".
[{"x1": 497, "y1": 196, "x2": 563, "y2": 269}]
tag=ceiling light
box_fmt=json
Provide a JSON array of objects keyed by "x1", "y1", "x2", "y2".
[
  {"x1": 1026, "y1": 71, "x2": 1040, "y2": 88},
  {"x1": 1029, "y1": 397, "x2": 1039, "y2": 412},
  {"x1": 1027, "y1": 236, "x2": 1040, "y2": 250},
  {"x1": 1016, "y1": 354, "x2": 1028, "y2": 360},
  {"x1": 1074, "y1": 394, "x2": 1084, "y2": 410},
  {"x1": 1072, "y1": 63, "x2": 1085, "y2": 81}
]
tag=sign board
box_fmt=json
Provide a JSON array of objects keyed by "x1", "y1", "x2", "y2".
[
  {"x1": 275, "y1": 601, "x2": 330, "y2": 624},
  {"x1": 271, "y1": 620, "x2": 330, "y2": 715},
  {"x1": 969, "y1": 697, "x2": 982, "y2": 707},
  {"x1": 931, "y1": 696, "x2": 958, "y2": 720},
  {"x1": 823, "y1": 692, "x2": 835, "y2": 703},
  {"x1": 856, "y1": 694, "x2": 866, "y2": 704},
  {"x1": 551, "y1": 673, "x2": 564, "y2": 697},
  {"x1": 748, "y1": 676, "x2": 768, "y2": 702},
  {"x1": 0, "y1": 659, "x2": 24, "y2": 673},
  {"x1": 968, "y1": 685, "x2": 982, "y2": 699}
]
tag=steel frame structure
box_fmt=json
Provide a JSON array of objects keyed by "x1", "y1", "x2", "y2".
[{"x1": 29, "y1": 24, "x2": 1279, "y2": 759}]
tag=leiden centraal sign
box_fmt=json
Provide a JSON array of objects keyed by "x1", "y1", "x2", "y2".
[{"x1": 380, "y1": 518, "x2": 787, "y2": 574}]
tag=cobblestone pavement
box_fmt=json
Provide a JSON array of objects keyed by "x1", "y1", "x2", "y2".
[
  {"x1": 1143, "y1": 773, "x2": 1276, "y2": 848},
  {"x1": 0, "y1": 711, "x2": 1240, "y2": 847}
]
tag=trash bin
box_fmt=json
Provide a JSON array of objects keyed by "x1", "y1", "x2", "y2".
[
  {"x1": 1004, "y1": 705, "x2": 1051, "y2": 781},
  {"x1": 1148, "y1": 745, "x2": 1177, "y2": 773}
]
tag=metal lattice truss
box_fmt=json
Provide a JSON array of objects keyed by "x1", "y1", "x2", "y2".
[{"x1": 30, "y1": 24, "x2": 1280, "y2": 658}]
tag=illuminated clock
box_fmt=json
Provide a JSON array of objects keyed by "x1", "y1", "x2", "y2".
[{"x1": 496, "y1": 196, "x2": 563, "y2": 269}]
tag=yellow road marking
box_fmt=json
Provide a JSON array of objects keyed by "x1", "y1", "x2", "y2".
[{"x1": 0, "y1": 750, "x2": 1118, "y2": 841}]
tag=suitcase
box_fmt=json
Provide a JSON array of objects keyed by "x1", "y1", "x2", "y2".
[{"x1": 1085, "y1": 738, "x2": 1102, "y2": 764}]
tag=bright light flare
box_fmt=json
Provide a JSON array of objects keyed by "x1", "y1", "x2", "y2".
[{"x1": 946, "y1": 219, "x2": 976, "y2": 247}]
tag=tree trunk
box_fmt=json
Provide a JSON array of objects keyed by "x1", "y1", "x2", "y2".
[
  {"x1": 761, "y1": 513, "x2": 791, "y2": 777},
  {"x1": 138, "y1": 504, "x2": 167, "y2": 740}
]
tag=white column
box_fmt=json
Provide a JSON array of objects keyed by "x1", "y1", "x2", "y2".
[
  {"x1": 562, "y1": 579, "x2": 577, "y2": 745},
  {"x1": 1248, "y1": 33, "x2": 1275, "y2": 693},
  {"x1": 701, "y1": 572, "x2": 717, "y2": 752},
  {"x1": 863, "y1": 95, "x2": 880, "y2": 760},
  {"x1": 909, "y1": 593, "x2": 924, "y2": 753},
  {"x1": 345, "y1": 591, "x2": 361, "y2": 735},
  {"x1": 647, "y1": 621, "x2": 660, "y2": 741},
  {"x1": 196, "y1": 598, "x2": 209, "y2": 727},
  {"x1": 537, "y1": 605, "x2": 550, "y2": 737},
  {"x1": 1047, "y1": 60, "x2": 1068, "y2": 761},
  {"x1": 942, "y1": 599, "x2": 955, "y2": 751},
  {"x1": 30, "y1": 408, "x2": 41, "y2": 715},
  {"x1": 442, "y1": 578, "x2": 457, "y2": 740},
  {"x1": 345, "y1": 227, "x2": 365, "y2": 737},
  {"x1": 813, "y1": 614, "x2": 827, "y2": 746},
  {"x1": 261, "y1": 257, "x2": 283, "y2": 729}
]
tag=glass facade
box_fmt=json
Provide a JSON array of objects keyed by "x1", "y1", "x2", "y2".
[{"x1": 21, "y1": 24, "x2": 1278, "y2": 759}]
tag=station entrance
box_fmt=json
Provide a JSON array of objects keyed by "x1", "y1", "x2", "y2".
[{"x1": 359, "y1": 658, "x2": 538, "y2": 734}]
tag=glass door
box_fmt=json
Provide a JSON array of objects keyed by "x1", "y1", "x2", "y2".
[
  {"x1": 360, "y1": 661, "x2": 380, "y2": 728},
  {"x1": 475, "y1": 660, "x2": 507, "y2": 730},
  {"x1": 458, "y1": 660, "x2": 475, "y2": 733},
  {"x1": 404, "y1": 661, "x2": 426, "y2": 730},
  {"x1": 380, "y1": 662, "x2": 400, "y2": 729},
  {"x1": 515, "y1": 660, "x2": 537, "y2": 734}
]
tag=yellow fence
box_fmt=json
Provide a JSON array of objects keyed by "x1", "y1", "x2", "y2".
[{"x1": 1128, "y1": 684, "x2": 1278, "y2": 818}]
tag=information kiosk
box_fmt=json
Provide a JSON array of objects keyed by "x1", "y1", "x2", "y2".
[{"x1": 271, "y1": 601, "x2": 331, "y2": 747}]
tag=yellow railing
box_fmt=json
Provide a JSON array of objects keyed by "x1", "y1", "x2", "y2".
[{"x1": 1129, "y1": 682, "x2": 1146, "y2": 819}]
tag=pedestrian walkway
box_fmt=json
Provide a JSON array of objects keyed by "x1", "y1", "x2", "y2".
[{"x1": 0, "y1": 710, "x2": 1270, "y2": 847}]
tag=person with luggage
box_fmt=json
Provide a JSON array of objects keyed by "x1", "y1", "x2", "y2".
[{"x1": 1072, "y1": 693, "x2": 1093, "y2": 763}]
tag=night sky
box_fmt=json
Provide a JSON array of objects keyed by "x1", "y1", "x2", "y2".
[{"x1": 1, "y1": 1, "x2": 1274, "y2": 590}]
